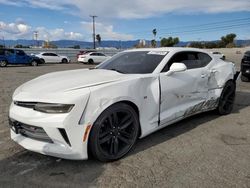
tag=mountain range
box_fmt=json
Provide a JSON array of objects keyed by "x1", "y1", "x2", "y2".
[{"x1": 1, "y1": 39, "x2": 250, "y2": 49}]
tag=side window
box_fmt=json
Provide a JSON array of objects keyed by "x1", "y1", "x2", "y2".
[
  {"x1": 98, "y1": 53, "x2": 105, "y2": 56},
  {"x1": 5, "y1": 49, "x2": 14, "y2": 55},
  {"x1": 197, "y1": 53, "x2": 212, "y2": 67},
  {"x1": 50, "y1": 53, "x2": 58, "y2": 56},
  {"x1": 16, "y1": 50, "x2": 25, "y2": 56},
  {"x1": 182, "y1": 52, "x2": 200, "y2": 69},
  {"x1": 161, "y1": 51, "x2": 210, "y2": 72},
  {"x1": 90, "y1": 53, "x2": 97, "y2": 56},
  {"x1": 161, "y1": 52, "x2": 188, "y2": 72},
  {"x1": 42, "y1": 53, "x2": 50, "y2": 56},
  {"x1": 0, "y1": 49, "x2": 4, "y2": 55}
]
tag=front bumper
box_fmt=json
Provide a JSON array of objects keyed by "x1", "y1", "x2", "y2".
[{"x1": 9, "y1": 91, "x2": 91, "y2": 160}]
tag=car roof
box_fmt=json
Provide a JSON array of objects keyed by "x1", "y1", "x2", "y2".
[{"x1": 124, "y1": 47, "x2": 208, "y2": 54}]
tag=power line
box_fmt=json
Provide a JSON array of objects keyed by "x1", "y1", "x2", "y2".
[
  {"x1": 123, "y1": 17, "x2": 250, "y2": 36},
  {"x1": 159, "y1": 22, "x2": 250, "y2": 36}
]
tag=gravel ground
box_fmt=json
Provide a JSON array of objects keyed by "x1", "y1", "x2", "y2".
[{"x1": 0, "y1": 62, "x2": 250, "y2": 188}]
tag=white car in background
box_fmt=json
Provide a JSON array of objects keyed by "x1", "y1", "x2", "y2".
[
  {"x1": 211, "y1": 51, "x2": 225, "y2": 60},
  {"x1": 9, "y1": 47, "x2": 237, "y2": 162},
  {"x1": 78, "y1": 52, "x2": 110, "y2": 64},
  {"x1": 36, "y1": 52, "x2": 70, "y2": 63}
]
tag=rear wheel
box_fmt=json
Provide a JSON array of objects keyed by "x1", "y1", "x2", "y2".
[
  {"x1": 0, "y1": 60, "x2": 7, "y2": 67},
  {"x1": 88, "y1": 59, "x2": 94, "y2": 64},
  {"x1": 89, "y1": 103, "x2": 139, "y2": 162},
  {"x1": 217, "y1": 80, "x2": 236, "y2": 115}
]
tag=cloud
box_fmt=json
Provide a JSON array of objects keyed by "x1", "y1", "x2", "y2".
[
  {"x1": 81, "y1": 21, "x2": 133, "y2": 41},
  {"x1": 0, "y1": 21, "x2": 31, "y2": 37},
  {"x1": 0, "y1": 20, "x2": 83, "y2": 40},
  {"x1": 1, "y1": 0, "x2": 249, "y2": 19}
]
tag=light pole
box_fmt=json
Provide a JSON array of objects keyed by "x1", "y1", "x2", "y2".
[
  {"x1": 33, "y1": 31, "x2": 38, "y2": 47},
  {"x1": 90, "y1": 15, "x2": 97, "y2": 49}
]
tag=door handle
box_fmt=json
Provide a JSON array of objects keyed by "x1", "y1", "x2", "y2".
[
  {"x1": 210, "y1": 69, "x2": 218, "y2": 73},
  {"x1": 201, "y1": 74, "x2": 207, "y2": 78}
]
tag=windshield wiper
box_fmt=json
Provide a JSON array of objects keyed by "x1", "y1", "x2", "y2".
[{"x1": 110, "y1": 68, "x2": 124, "y2": 74}]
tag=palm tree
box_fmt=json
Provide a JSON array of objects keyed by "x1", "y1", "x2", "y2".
[
  {"x1": 152, "y1": 29, "x2": 157, "y2": 39},
  {"x1": 152, "y1": 29, "x2": 157, "y2": 47}
]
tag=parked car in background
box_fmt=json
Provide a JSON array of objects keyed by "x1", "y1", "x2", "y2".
[
  {"x1": 10, "y1": 47, "x2": 237, "y2": 162},
  {"x1": 0, "y1": 48, "x2": 41, "y2": 67},
  {"x1": 211, "y1": 51, "x2": 225, "y2": 60},
  {"x1": 241, "y1": 51, "x2": 250, "y2": 82},
  {"x1": 35, "y1": 52, "x2": 70, "y2": 63},
  {"x1": 77, "y1": 50, "x2": 96, "y2": 59},
  {"x1": 78, "y1": 52, "x2": 110, "y2": 64}
]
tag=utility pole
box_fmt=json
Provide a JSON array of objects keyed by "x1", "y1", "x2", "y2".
[
  {"x1": 2, "y1": 36, "x2": 5, "y2": 47},
  {"x1": 33, "y1": 31, "x2": 38, "y2": 47},
  {"x1": 90, "y1": 15, "x2": 97, "y2": 49}
]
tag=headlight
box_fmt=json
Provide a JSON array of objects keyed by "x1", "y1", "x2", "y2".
[{"x1": 34, "y1": 103, "x2": 74, "y2": 113}]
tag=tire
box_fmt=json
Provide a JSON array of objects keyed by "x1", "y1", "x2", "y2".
[
  {"x1": 89, "y1": 103, "x2": 140, "y2": 162},
  {"x1": 88, "y1": 59, "x2": 94, "y2": 64},
  {"x1": 0, "y1": 60, "x2": 7, "y2": 67},
  {"x1": 241, "y1": 74, "x2": 249, "y2": 82},
  {"x1": 40, "y1": 59, "x2": 45, "y2": 64},
  {"x1": 217, "y1": 80, "x2": 236, "y2": 115},
  {"x1": 31, "y1": 61, "x2": 38, "y2": 66},
  {"x1": 61, "y1": 58, "x2": 68, "y2": 63}
]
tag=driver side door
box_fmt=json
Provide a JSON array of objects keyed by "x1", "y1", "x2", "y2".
[{"x1": 159, "y1": 51, "x2": 209, "y2": 126}]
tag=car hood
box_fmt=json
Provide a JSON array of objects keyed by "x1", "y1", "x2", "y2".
[{"x1": 17, "y1": 69, "x2": 130, "y2": 93}]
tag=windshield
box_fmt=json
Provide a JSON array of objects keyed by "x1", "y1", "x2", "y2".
[{"x1": 97, "y1": 51, "x2": 168, "y2": 74}]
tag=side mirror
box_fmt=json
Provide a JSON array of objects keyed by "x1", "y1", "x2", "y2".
[{"x1": 165, "y1": 63, "x2": 187, "y2": 76}]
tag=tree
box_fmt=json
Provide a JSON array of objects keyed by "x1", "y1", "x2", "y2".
[
  {"x1": 221, "y1": 33, "x2": 236, "y2": 48},
  {"x1": 14, "y1": 44, "x2": 30, "y2": 48},
  {"x1": 152, "y1": 29, "x2": 157, "y2": 39},
  {"x1": 151, "y1": 39, "x2": 157, "y2": 48},
  {"x1": 160, "y1": 37, "x2": 179, "y2": 47},
  {"x1": 96, "y1": 34, "x2": 101, "y2": 46}
]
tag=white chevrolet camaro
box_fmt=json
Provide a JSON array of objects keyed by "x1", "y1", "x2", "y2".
[{"x1": 9, "y1": 47, "x2": 237, "y2": 162}]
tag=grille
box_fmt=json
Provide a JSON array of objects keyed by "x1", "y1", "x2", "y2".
[
  {"x1": 244, "y1": 55, "x2": 250, "y2": 61},
  {"x1": 9, "y1": 118, "x2": 53, "y2": 143}
]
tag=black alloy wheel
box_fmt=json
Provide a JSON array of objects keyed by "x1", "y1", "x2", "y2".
[
  {"x1": 217, "y1": 80, "x2": 236, "y2": 115},
  {"x1": 89, "y1": 103, "x2": 139, "y2": 162}
]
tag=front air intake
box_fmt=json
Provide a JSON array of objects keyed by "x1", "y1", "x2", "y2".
[{"x1": 58, "y1": 128, "x2": 71, "y2": 146}]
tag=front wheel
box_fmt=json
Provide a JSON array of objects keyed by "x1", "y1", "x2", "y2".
[
  {"x1": 217, "y1": 80, "x2": 236, "y2": 115},
  {"x1": 89, "y1": 103, "x2": 139, "y2": 162},
  {"x1": 31, "y1": 61, "x2": 38, "y2": 66},
  {"x1": 61, "y1": 58, "x2": 68, "y2": 63}
]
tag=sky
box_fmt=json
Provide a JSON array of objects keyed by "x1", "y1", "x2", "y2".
[{"x1": 0, "y1": 0, "x2": 249, "y2": 42}]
